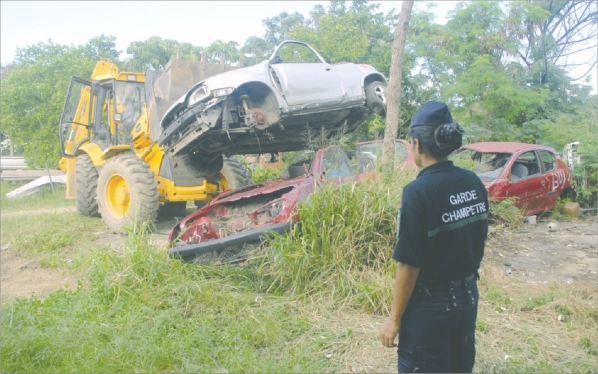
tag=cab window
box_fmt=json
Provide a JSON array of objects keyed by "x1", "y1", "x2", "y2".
[{"x1": 114, "y1": 82, "x2": 144, "y2": 129}]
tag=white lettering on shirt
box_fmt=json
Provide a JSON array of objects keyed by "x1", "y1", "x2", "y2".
[
  {"x1": 442, "y1": 189, "x2": 486, "y2": 223},
  {"x1": 449, "y1": 190, "x2": 478, "y2": 205}
]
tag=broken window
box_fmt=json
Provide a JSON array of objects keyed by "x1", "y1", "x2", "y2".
[
  {"x1": 471, "y1": 152, "x2": 512, "y2": 182},
  {"x1": 323, "y1": 147, "x2": 354, "y2": 179}
]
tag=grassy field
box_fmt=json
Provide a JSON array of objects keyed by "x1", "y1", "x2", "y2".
[{"x1": 1, "y1": 178, "x2": 596, "y2": 372}]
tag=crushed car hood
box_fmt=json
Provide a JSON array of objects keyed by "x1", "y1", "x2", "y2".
[{"x1": 161, "y1": 61, "x2": 270, "y2": 125}]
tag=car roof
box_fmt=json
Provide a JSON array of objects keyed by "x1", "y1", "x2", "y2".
[{"x1": 462, "y1": 142, "x2": 554, "y2": 153}]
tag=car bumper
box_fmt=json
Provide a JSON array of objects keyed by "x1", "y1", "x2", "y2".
[{"x1": 168, "y1": 221, "x2": 293, "y2": 260}]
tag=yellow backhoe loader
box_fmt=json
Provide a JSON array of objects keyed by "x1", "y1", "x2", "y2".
[{"x1": 58, "y1": 58, "x2": 251, "y2": 233}]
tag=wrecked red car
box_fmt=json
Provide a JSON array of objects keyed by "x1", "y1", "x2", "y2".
[
  {"x1": 167, "y1": 146, "x2": 369, "y2": 262},
  {"x1": 458, "y1": 142, "x2": 573, "y2": 215}
]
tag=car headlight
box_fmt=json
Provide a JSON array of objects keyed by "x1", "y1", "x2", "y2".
[
  {"x1": 188, "y1": 86, "x2": 211, "y2": 107},
  {"x1": 212, "y1": 87, "x2": 234, "y2": 97},
  {"x1": 254, "y1": 200, "x2": 284, "y2": 223}
]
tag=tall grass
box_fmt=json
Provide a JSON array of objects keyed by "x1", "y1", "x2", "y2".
[
  {"x1": 1, "y1": 223, "x2": 328, "y2": 373},
  {"x1": 239, "y1": 166, "x2": 415, "y2": 313}
]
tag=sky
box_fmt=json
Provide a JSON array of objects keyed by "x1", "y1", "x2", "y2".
[
  {"x1": 0, "y1": 1, "x2": 458, "y2": 63},
  {"x1": 1, "y1": 1, "x2": 595, "y2": 92}
]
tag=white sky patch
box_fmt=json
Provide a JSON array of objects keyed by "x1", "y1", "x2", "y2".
[{"x1": 1, "y1": 1, "x2": 594, "y2": 92}]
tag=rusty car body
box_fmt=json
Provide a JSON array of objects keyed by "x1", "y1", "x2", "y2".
[
  {"x1": 459, "y1": 142, "x2": 573, "y2": 215},
  {"x1": 168, "y1": 145, "x2": 370, "y2": 262},
  {"x1": 157, "y1": 40, "x2": 387, "y2": 177}
]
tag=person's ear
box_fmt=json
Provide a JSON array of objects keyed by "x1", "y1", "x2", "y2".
[{"x1": 411, "y1": 138, "x2": 421, "y2": 155}]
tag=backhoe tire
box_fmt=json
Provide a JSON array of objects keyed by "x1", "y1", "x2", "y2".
[
  {"x1": 365, "y1": 81, "x2": 387, "y2": 117},
  {"x1": 221, "y1": 157, "x2": 252, "y2": 190},
  {"x1": 75, "y1": 154, "x2": 99, "y2": 217},
  {"x1": 96, "y1": 153, "x2": 159, "y2": 234},
  {"x1": 158, "y1": 201, "x2": 188, "y2": 219}
]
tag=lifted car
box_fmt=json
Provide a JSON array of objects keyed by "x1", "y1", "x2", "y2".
[
  {"x1": 158, "y1": 40, "x2": 387, "y2": 177},
  {"x1": 458, "y1": 142, "x2": 573, "y2": 215}
]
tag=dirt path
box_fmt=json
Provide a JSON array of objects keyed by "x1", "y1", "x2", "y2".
[
  {"x1": 0, "y1": 251, "x2": 80, "y2": 301},
  {"x1": 484, "y1": 215, "x2": 597, "y2": 284}
]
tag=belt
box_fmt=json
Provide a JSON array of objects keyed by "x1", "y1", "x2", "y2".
[{"x1": 418, "y1": 273, "x2": 477, "y2": 292}]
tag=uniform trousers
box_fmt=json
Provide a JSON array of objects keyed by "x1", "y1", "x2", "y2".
[{"x1": 397, "y1": 276, "x2": 479, "y2": 373}]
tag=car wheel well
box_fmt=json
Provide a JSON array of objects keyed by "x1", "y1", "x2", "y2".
[
  {"x1": 364, "y1": 74, "x2": 386, "y2": 88},
  {"x1": 235, "y1": 82, "x2": 280, "y2": 119}
]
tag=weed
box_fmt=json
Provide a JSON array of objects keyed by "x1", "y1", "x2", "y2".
[{"x1": 488, "y1": 197, "x2": 524, "y2": 236}]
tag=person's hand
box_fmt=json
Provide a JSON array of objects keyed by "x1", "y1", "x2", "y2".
[{"x1": 380, "y1": 316, "x2": 400, "y2": 347}]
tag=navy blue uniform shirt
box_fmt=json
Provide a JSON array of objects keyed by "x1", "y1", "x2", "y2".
[{"x1": 393, "y1": 160, "x2": 488, "y2": 285}]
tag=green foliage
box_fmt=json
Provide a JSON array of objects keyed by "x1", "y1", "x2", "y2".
[
  {"x1": 250, "y1": 165, "x2": 283, "y2": 183},
  {"x1": 0, "y1": 36, "x2": 119, "y2": 168},
  {"x1": 125, "y1": 36, "x2": 203, "y2": 71},
  {"x1": 240, "y1": 36, "x2": 272, "y2": 66}
]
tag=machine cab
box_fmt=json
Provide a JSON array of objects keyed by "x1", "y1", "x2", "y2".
[{"x1": 59, "y1": 63, "x2": 145, "y2": 158}]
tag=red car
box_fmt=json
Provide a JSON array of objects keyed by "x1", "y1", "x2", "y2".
[
  {"x1": 459, "y1": 142, "x2": 573, "y2": 215},
  {"x1": 168, "y1": 145, "x2": 370, "y2": 262}
]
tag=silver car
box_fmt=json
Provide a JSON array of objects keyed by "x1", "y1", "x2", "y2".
[{"x1": 158, "y1": 40, "x2": 387, "y2": 177}]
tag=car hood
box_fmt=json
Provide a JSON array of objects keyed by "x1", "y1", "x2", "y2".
[
  {"x1": 175, "y1": 174, "x2": 311, "y2": 227},
  {"x1": 161, "y1": 61, "x2": 270, "y2": 124}
]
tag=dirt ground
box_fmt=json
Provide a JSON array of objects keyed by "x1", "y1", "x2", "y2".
[
  {"x1": 1, "y1": 213, "x2": 596, "y2": 302},
  {"x1": 484, "y1": 214, "x2": 598, "y2": 284}
]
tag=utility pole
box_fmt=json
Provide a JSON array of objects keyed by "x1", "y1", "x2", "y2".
[{"x1": 381, "y1": 0, "x2": 414, "y2": 171}]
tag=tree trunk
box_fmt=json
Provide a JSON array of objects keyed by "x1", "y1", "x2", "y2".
[{"x1": 381, "y1": 0, "x2": 414, "y2": 171}]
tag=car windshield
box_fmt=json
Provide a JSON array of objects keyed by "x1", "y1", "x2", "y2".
[
  {"x1": 281, "y1": 150, "x2": 314, "y2": 179},
  {"x1": 323, "y1": 147, "x2": 354, "y2": 179},
  {"x1": 471, "y1": 152, "x2": 512, "y2": 182},
  {"x1": 355, "y1": 142, "x2": 408, "y2": 173}
]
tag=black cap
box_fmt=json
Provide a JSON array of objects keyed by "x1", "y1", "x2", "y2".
[{"x1": 410, "y1": 101, "x2": 453, "y2": 128}]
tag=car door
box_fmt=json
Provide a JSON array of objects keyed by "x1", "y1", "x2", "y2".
[
  {"x1": 505, "y1": 151, "x2": 547, "y2": 213},
  {"x1": 269, "y1": 42, "x2": 344, "y2": 106},
  {"x1": 538, "y1": 150, "x2": 563, "y2": 211}
]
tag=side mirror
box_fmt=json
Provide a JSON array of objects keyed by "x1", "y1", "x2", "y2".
[{"x1": 91, "y1": 81, "x2": 102, "y2": 95}]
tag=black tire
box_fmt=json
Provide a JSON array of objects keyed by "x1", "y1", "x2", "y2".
[
  {"x1": 221, "y1": 157, "x2": 252, "y2": 190},
  {"x1": 75, "y1": 154, "x2": 99, "y2": 217},
  {"x1": 158, "y1": 201, "x2": 188, "y2": 219},
  {"x1": 96, "y1": 154, "x2": 159, "y2": 234},
  {"x1": 183, "y1": 153, "x2": 224, "y2": 178},
  {"x1": 365, "y1": 81, "x2": 387, "y2": 116}
]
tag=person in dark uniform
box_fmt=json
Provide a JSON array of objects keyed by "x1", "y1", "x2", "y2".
[{"x1": 379, "y1": 101, "x2": 488, "y2": 373}]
